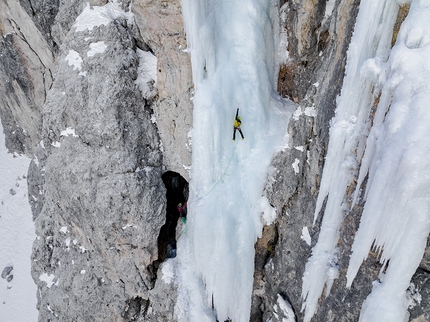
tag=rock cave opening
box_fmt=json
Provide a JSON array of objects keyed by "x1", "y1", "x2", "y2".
[{"x1": 158, "y1": 171, "x2": 189, "y2": 263}]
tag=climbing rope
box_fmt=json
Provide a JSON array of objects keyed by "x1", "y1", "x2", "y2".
[
  {"x1": 178, "y1": 107, "x2": 242, "y2": 239},
  {"x1": 187, "y1": 139, "x2": 239, "y2": 205}
]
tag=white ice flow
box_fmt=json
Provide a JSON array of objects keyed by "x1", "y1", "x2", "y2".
[
  {"x1": 0, "y1": 123, "x2": 37, "y2": 321},
  {"x1": 175, "y1": 0, "x2": 294, "y2": 321},
  {"x1": 302, "y1": 0, "x2": 430, "y2": 321}
]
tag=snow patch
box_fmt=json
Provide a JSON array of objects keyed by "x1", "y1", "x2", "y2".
[
  {"x1": 406, "y1": 283, "x2": 422, "y2": 309},
  {"x1": 87, "y1": 41, "x2": 107, "y2": 57},
  {"x1": 60, "y1": 127, "x2": 79, "y2": 138},
  {"x1": 65, "y1": 50, "x2": 83, "y2": 71},
  {"x1": 39, "y1": 273, "x2": 56, "y2": 288},
  {"x1": 300, "y1": 227, "x2": 311, "y2": 246},
  {"x1": 324, "y1": 0, "x2": 336, "y2": 18},
  {"x1": 135, "y1": 49, "x2": 157, "y2": 99},
  {"x1": 0, "y1": 120, "x2": 36, "y2": 320},
  {"x1": 59, "y1": 226, "x2": 68, "y2": 234},
  {"x1": 161, "y1": 260, "x2": 175, "y2": 284},
  {"x1": 258, "y1": 196, "x2": 277, "y2": 225},
  {"x1": 292, "y1": 106, "x2": 316, "y2": 121},
  {"x1": 65, "y1": 237, "x2": 71, "y2": 251},
  {"x1": 292, "y1": 158, "x2": 300, "y2": 174},
  {"x1": 121, "y1": 223, "x2": 135, "y2": 230},
  {"x1": 276, "y1": 294, "x2": 296, "y2": 322},
  {"x1": 150, "y1": 113, "x2": 157, "y2": 124},
  {"x1": 74, "y1": 2, "x2": 134, "y2": 32}
]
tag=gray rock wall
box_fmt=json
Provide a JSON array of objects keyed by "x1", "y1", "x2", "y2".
[
  {"x1": 1, "y1": 0, "x2": 188, "y2": 321},
  {"x1": 133, "y1": 0, "x2": 193, "y2": 181},
  {"x1": 0, "y1": 0, "x2": 54, "y2": 156},
  {"x1": 30, "y1": 7, "x2": 167, "y2": 321}
]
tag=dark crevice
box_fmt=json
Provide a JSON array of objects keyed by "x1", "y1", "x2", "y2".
[
  {"x1": 156, "y1": 171, "x2": 189, "y2": 266},
  {"x1": 122, "y1": 296, "x2": 148, "y2": 321}
]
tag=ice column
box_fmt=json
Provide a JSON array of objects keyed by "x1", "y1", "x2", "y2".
[{"x1": 301, "y1": 1, "x2": 399, "y2": 321}]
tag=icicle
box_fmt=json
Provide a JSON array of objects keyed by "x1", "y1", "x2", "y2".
[
  {"x1": 301, "y1": 1, "x2": 399, "y2": 321},
  {"x1": 346, "y1": 1, "x2": 430, "y2": 320}
]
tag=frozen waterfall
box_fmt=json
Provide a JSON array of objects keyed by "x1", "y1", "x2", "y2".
[
  {"x1": 302, "y1": 0, "x2": 430, "y2": 321},
  {"x1": 176, "y1": 0, "x2": 294, "y2": 321}
]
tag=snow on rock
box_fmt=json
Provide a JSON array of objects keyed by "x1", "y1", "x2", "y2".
[
  {"x1": 39, "y1": 273, "x2": 57, "y2": 288},
  {"x1": 292, "y1": 105, "x2": 316, "y2": 121},
  {"x1": 59, "y1": 226, "x2": 68, "y2": 234},
  {"x1": 60, "y1": 127, "x2": 79, "y2": 138},
  {"x1": 292, "y1": 158, "x2": 300, "y2": 174},
  {"x1": 300, "y1": 227, "x2": 311, "y2": 246},
  {"x1": 161, "y1": 259, "x2": 176, "y2": 285},
  {"x1": 74, "y1": 2, "x2": 134, "y2": 33},
  {"x1": 51, "y1": 141, "x2": 61, "y2": 148},
  {"x1": 87, "y1": 41, "x2": 108, "y2": 57},
  {"x1": 135, "y1": 49, "x2": 158, "y2": 99},
  {"x1": 275, "y1": 294, "x2": 296, "y2": 322},
  {"x1": 258, "y1": 196, "x2": 277, "y2": 225},
  {"x1": 324, "y1": 0, "x2": 336, "y2": 19},
  {"x1": 65, "y1": 49, "x2": 83, "y2": 71}
]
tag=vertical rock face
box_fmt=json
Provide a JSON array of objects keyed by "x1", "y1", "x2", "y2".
[
  {"x1": 0, "y1": 0, "x2": 54, "y2": 155},
  {"x1": 30, "y1": 4, "x2": 167, "y2": 321},
  {"x1": 133, "y1": 0, "x2": 193, "y2": 181},
  {"x1": 1, "y1": 0, "x2": 190, "y2": 321}
]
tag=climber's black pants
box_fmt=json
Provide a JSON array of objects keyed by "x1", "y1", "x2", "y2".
[{"x1": 233, "y1": 127, "x2": 244, "y2": 140}]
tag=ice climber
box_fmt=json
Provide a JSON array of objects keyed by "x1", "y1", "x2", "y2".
[{"x1": 233, "y1": 108, "x2": 244, "y2": 141}]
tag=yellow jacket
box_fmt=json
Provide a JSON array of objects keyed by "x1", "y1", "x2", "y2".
[{"x1": 234, "y1": 118, "x2": 241, "y2": 128}]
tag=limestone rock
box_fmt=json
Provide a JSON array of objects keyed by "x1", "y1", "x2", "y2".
[
  {"x1": 0, "y1": 0, "x2": 54, "y2": 155},
  {"x1": 1, "y1": 266, "x2": 13, "y2": 279},
  {"x1": 409, "y1": 269, "x2": 430, "y2": 321},
  {"x1": 29, "y1": 6, "x2": 166, "y2": 321},
  {"x1": 132, "y1": 0, "x2": 193, "y2": 180}
]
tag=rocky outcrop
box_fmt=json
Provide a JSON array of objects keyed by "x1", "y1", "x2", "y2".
[
  {"x1": 30, "y1": 4, "x2": 167, "y2": 320},
  {"x1": 1, "y1": 0, "x2": 189, "y2": 321}
]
